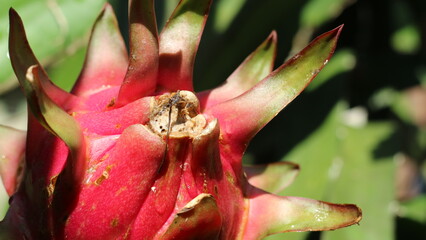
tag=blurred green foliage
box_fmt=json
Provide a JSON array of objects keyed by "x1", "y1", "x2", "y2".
[
  {"x1": 0, "y1": 0, "x2": 106, "y2": 218},
  {"x1": 0, "y1": 0, "x2": 106, "y2": 93},
  {"x1": 1, "y1": 0, "x2": 425, "y2": 239}
]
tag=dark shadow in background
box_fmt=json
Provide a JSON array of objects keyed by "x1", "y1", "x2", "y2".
[
  {"x1": 108, "y1": 0, "x2": 129, "y2": 48},
  {"x1": 326, "y1": 0, "x2": 424, "y2": 110},
  {"x1": 0, "y1": 87, "x2": 24, "y2": 114},
  {"x1": 396, "y1": 217, "x2": 426, "y2": 240},
  {"x1": 195, "y1": 0, "x2": 309, "y2": 91},
  {"x1": 372, "y1": 129, "x2": 399, "y2": 160}
]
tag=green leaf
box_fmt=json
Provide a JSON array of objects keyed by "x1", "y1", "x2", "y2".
[
  {"x1": 0, "y1": 0, "x2": 106, "y2": 93},
  {"x1": 300, "y1": 0, "x2": 352, "y2": 28},
  {"x1": 46, "y1": 45, "x2": 87, "y2": 92},
  {"x1": 391, "y1": 24, "x2": 421, "y2": 54},
  {"x1": 264, "y1": 103, "x2": 344, "y2": 240},
  {"x1": 322, "y1": 123, "x2": 396, "y2": 240},
  {"x1": 213, "y1": 0, "x2": 247, "y2": 33},
  {"x1": 265, "y1": 103, "x2": 396, "y2": 240}
]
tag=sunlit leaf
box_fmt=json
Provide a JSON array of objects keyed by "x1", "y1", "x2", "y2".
[{"x1": 265, "y1": 103, "x2": 396, "y2": 240}]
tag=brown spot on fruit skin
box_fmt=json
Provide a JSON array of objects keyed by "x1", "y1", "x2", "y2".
[
  {"x1": 100, "y1": 153, "x2": 110, "y2": 162},
  {"x1": 111, "y1": 218, "x2": 119, "y2": 227},
  {"x1": 47, "y1": 175, "x2": 58, "y2": 198},
  {"x1": 123, "y1": 225, "x2": 131, "y2": 239},
  {"x1": 107, "y1": 97, "x2": 116, "y2": 108},
  {"x1": 225, "y1": 171, "x2": 235, "y2": 185},
  {"x1": 115, "y1": 186, "x2": 127, "y2": 196},
  {"x1": 94, "y1": 165, "x2": 112, "y2": 186}
]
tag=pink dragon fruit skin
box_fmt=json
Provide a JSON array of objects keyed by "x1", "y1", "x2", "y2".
[{"x1": 0, "y1": 0, "x2": 362, "y2": 239}]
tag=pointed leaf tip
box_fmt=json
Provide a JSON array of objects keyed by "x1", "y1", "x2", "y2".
[
  {"x1": 162, "y1": 194, "x2": 222, "y2": 239},
  {"x1": 9, "y1": 8, "x2": 77, "y2": 108},
  {"x1": 227, "y1": 29, "x2": 278, "y2": 88},
  {"x1": 245, "y1": 188, "x2": 361, "y2": 239},
  {"x1": 117, "y1": 0, "x2": 159, "y2": 105},
  {"x1": 157, "y1": 0, "x2": 213, "y2": 92},
  {"x1": 206, "y1": 26, "x2": 343, "y2": 152},
  {"x1": 72, "y1": 3, "x2": 128, "y2": 96},
  {"x1": 198, "y1": 30, "x2": 278, "y2": 110}
]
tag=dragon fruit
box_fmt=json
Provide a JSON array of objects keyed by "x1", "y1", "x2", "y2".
[{"x1": 0, "y1": 0, "x2": 362, "y2": 239}]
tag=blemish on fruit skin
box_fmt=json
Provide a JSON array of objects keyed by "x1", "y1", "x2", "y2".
[
  {"x1": 111, "y1": 218, "x2": 119, "y2": 227},
  {"x1": 202, "y1": 171, "x2": 208, "y2": 192},
  {"x1": 85, "y1": 154, "x2": 111, "y2": 184},
  {"x1": 47, "y1": 175, "x2": 58, "y2": 198},
  {"x1": 123, "y1": 225, "x2": 131, "y2": 239},
  {"x1": 115, "y1": 124, "x2": 122, "y2": 129},
  {"x1": 180, "y1": 162, "x2": 189, "y2": 171},
  {"x1": 107, "y1": 97, "x2": 116, "y2": 108},
  {"x1": 100, "y1": 153, "x2": 110, "y2": 162},
  {"x1": 115, "y1": 186, "x2": 127, "y2": 196},
  {"x1": 94, "y1": 166, "x2": 112, "y2": 186},
  {"x1": 225, "y1": 171, "x2": 235, "y2": 185}
]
